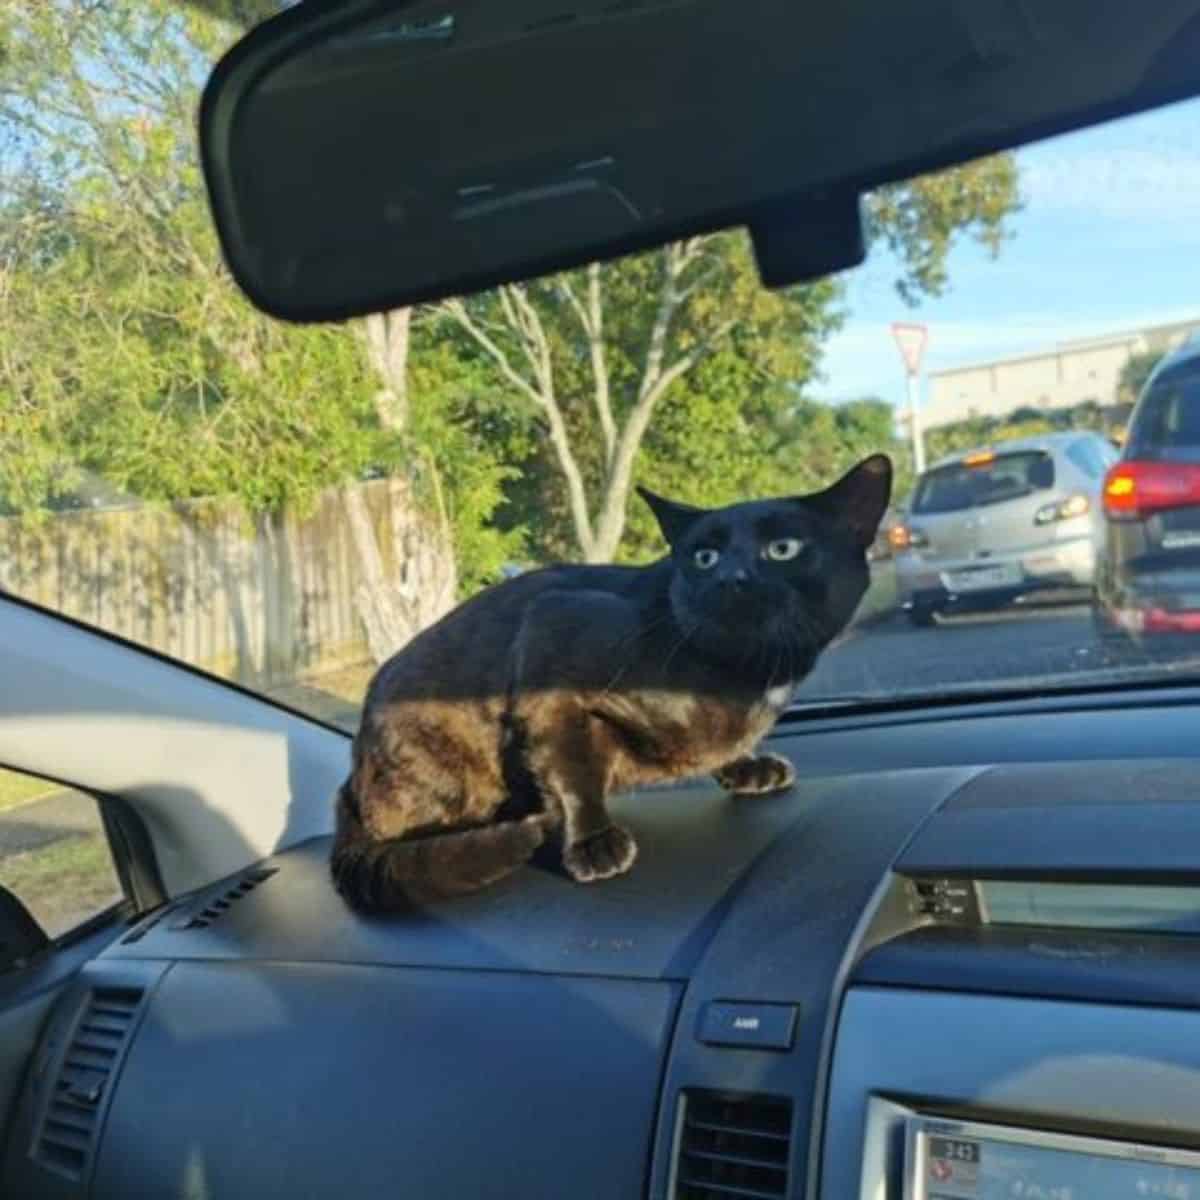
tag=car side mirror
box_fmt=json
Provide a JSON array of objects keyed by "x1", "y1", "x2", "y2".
[{"x1": 0, "y1": 886, "x2": 49, "y2": 974}]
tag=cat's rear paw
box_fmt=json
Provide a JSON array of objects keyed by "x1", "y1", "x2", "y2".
[
  {"x1": 563, "y1": 825, "x2": 638, "y2": 883},
  {"x1": 714, "y1": 752, "x2": 796, "y2": 796}
]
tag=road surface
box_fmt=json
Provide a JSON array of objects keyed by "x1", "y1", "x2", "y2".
[{"x1": 797, "y1": 600, "x2": 1200, "y2": 702}]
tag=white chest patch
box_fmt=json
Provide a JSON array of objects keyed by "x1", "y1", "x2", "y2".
[{"x1": 765, "y1": 682, "x2": 796, "y2": 710}]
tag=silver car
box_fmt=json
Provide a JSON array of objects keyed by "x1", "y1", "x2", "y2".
[{"x1": 894, "y1": 432, "x2": 1117, "y2": 626}]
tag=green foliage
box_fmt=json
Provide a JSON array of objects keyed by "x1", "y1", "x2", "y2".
[
  {"x1": 0, "y1": 0, "x2": 1022, "y2": 597},
  {"x1": 0, "y1": 0, "x2": 515, "y2": 595},
  {"x1": 457, "y1": 233, "x2": 847, "y2": 561},
  {"x1": 0, "y1": 1, "x2": 384, "y2": 514},
  {"x1": 926, "y1": 399, "x2": 1119, "y2": 464},
  {"x1": 626, "y1": 388, "x2": 896, "y2": 560},
  {"x1": 867, "y1": 156, "x2": 1022, "y2": 304},
  {"x1": 446, "y1": 162, "x2": 1021, "y2": 561},
  {"x1": 407, "y1": 341, "x2": 528, "y2": 592}
]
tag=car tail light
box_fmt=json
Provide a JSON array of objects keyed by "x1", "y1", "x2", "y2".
[
  {"x1": 1114, "y1": 605, "x2": 1200, "y2": 634},
  {"x1": 1034, "y1": 493, "x2": 1090, "y2": 525},
  {"x1": 1146, "y1": 608, "x2": 1200, "y2": 633},
  {"x1": 889, "y1": 524, "x2": 927, "y2": 550},
  {"x1": 1102, "y1": 461, "x2": 1200, "y2": 519}
]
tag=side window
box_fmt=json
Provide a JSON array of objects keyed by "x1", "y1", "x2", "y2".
[{"x1": 0, "y1": 767, "x2": 125, "y2": 941}]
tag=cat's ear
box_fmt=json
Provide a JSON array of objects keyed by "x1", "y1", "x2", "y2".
[
  {"x1": 804, "y1": 454, "x2": 893, "y2": 548},
  {"x1": 637, "y1": 486, "x2": 705, "y2": 546}
]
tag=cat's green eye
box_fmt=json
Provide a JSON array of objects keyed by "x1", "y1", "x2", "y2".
[
  {"x1": 764, "y1": 538, "x2": 805, "y2": 562},
  {"x1": 694, "y1": 548, "x2": 720, "y2": 570}
]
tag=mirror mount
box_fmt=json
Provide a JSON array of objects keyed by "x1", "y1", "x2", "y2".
[{"x1": 748, "y1": 191, "x2": 865, "y2": 291}]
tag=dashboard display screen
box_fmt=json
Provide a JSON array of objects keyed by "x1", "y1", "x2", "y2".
[
  {"x1": 976, "y1": 881, "x2": 1200, "y2": 934},
  {"x1": 907, "y1": 1116, "x2": 1200, "y2": 1200}
]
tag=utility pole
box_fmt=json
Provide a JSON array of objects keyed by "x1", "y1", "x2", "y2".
[{"x1": 891, "y1": 322, "x2": 928, "y2": 475}]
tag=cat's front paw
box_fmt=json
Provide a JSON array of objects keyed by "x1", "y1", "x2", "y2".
[
  {"x1": 714, "y1": 752, "x2": 796, "y2": 796},
  {"x1": 563, "y1": 825, "x2": 638, "y2": 883}
]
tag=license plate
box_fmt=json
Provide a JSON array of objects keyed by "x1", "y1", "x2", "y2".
[{"x1": 943, "y1": 564, "x2": 1020, "y2": 591}]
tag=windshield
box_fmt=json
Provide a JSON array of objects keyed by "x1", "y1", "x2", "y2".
[
  {"x1": 4, "y1": 2, "x2": 1200, "y2": 729},
  {"x1": 912, "y1": 453, "x2": 1054, "y2": 515}
]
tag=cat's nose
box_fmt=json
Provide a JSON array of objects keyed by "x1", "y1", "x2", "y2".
[{"x1": 720, "y1": 567, "x2": 750, "y2": 591}]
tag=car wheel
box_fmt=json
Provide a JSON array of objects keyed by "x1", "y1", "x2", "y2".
[{"x1": 908, "y1": 604, "x2": 938, "y2": 628}]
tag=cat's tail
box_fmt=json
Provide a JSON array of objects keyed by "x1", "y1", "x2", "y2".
[{"x1": 329, "y1": 781, "x2": 549, "y2": 911}]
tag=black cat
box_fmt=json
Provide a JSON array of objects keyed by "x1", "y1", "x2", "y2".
[{"x1": 331, "y1": 453, "x2": 892, "y2": 909}]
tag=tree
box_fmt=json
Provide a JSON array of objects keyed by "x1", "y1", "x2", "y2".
[
  {"x1": 441, "y1": 234, "x2": 841, "y2": 561},
  {"x1": 0, "y1": 0, "x2": 1024, "y2": 675},
  {"x1": 340, "y1": 306, "x2": 458, "y2": 665},
  {"x1": 442, "y1": 158, "x2": 1020, "y2": 562},
  {"x1": 0, "y1": 0, "x2": 519, "y2": 664},
  {"x1": 868, "y1": 155, "x2": 1021, "y2": 303}
]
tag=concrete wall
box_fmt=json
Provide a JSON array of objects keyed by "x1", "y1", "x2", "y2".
[{"x1": 922, "y1": 319, "x2": 1200, "y2": 430}]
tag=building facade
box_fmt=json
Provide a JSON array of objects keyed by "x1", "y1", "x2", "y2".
[{"x1": 919, "y1": 317, "x2": 1200, "y2": 431}]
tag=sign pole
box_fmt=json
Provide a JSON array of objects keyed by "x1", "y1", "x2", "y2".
[
  {"x1": 907, "y1": 370, "x2": 925, "y2": 475},
  {"x1": 891, "y1": 322, "x2": 929, "y2": 477}
]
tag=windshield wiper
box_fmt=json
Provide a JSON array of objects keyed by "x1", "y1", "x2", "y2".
[
  {"x1": 784, "y1": 663, "x2": 1200, "y2": 721},
  {"x1": 784, "y1": 694, "x2": 891, "y2": 715}
]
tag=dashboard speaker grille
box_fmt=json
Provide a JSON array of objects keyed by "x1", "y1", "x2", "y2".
[
  {"x1": 34, "y1": 986, "x2": 144, "y2": 1180},
  {"x1": 674, "y1": 1089, "x2": 793, "y2": 1199}
]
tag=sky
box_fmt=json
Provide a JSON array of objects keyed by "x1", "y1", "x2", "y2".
[{"x1": 818, "y1": 94, "x2": 1200, "y2": 413}]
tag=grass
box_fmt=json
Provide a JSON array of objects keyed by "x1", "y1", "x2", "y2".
[
  {"x1": 0, "y1": 768, "x2": 58, "y2": 813},
  {"x1": 0, "y1": 834, "x2": 122, "y2": 940}
]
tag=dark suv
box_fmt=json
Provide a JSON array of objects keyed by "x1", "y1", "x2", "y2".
[{"x1": 1095, "y1": 340, "x2": 1200, "y2": 640}]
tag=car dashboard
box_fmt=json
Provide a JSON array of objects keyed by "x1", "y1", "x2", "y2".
[{"x1": 7, "y1": 696, "x2": 1200, "y2": 1200}]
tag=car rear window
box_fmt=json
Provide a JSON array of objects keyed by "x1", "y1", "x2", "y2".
[
  {"x1": 911, "y1": 451, "x2": 1055, "y2": 515},
  {"x1": 1128, "y1": 362, "x2": 1200, "y2": 460}
]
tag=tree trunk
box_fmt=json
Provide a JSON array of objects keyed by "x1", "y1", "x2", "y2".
[
  {"x1": 387, "y1": 472, "x2": 457, "y2": 631},
  {"x1": 347, "y1": 306, "x2": 458, "y2": 665},
  {"x1": 341, "y1": 477, "x2": 457, "y2": 666}
]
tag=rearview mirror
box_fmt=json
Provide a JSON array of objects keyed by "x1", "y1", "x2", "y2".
[{"x1": 200, "y1": 0, "x2": 1200, "y2": 323}]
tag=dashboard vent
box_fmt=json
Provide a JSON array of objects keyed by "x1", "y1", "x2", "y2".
[
  {"x1": 120, "y1": 903, "x2": 175, "y2": 944},
  {"x1": 35, "y1": 987, "x2": 143, "y2": 1179},
  {"x1": 674, "y1": 1090, "x2": 793, "y2": 1199},
  {"x1": 175, "y1": 866, "x2": 277, "y2": 930}
]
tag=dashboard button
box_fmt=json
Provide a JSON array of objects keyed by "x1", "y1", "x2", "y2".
[{"x1": 697, "y1": 1001, "x2": 797, "y2": 1050}]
